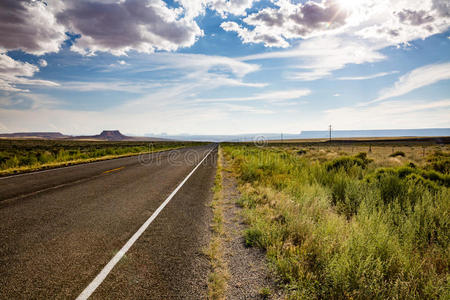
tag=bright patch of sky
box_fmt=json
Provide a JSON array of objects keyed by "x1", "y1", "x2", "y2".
[{"x1": 0, "y1": 0, "x2": 449, "y2": 135}]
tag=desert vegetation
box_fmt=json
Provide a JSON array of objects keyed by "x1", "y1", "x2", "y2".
[
  {"x1": 0, "y1": 139, "x2": 203, "y2": 175},
  {"x1": 206, "y1": 148, "x2": 229, "y2": 299},
  {"x1": 223, "y1": 143, "x2": 449, "y2": 299}
]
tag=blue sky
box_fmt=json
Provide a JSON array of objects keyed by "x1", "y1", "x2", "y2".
[{"x1": 0, "y1": 0, "x2": 449, "y2": 135}]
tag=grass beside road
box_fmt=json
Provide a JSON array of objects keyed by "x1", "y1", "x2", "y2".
[
  {"x1": 223, "y1": 144, "x2": 449, "y2": 299},
  {"x1": 0, "y1": 139, "x2": 204, "y2": 176},
  {"x1": 206, "y1": 147, "x2": 229, "y2": 300}
]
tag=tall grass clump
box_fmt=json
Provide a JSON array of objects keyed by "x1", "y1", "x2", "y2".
[{"x1": 223, "y1": 145, "x2": 449, "y2": 299}]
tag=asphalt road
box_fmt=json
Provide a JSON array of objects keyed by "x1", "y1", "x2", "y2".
[{"x1": 0, "y1": 145, "x2": 217, "y2": 299}]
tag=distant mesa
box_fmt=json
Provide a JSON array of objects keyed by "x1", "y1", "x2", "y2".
[
  {"x1": 95, "y1": 130, "x2": 127, "y2": 141},
  {"x1": 0, "y1": 130, "x2": 170, "y2": 141}
]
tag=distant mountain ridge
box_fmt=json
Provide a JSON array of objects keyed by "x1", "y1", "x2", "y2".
[
  {"x1": 0, "y1": 132, "x2": 69, "y2": 139},
  {"x1": 148, "y1": 128, "x2": 450, "y2": 142},
  {"x1": 0, "y1": 130, "x2": 170, "y2": 141}
]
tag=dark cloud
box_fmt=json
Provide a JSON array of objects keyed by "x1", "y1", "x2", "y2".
[
  {"x1": 58, "y1": 0, "x2": 203, "y2": 55},
  {"x1": 225, "y1": 0, "x2": 350, "y2": 47},
  {"x1": 245, "y1": 9, "x2": 286, "y2": 27},
  {"x1": 289, "y1": 0, "x2": 348, "y2": 30},
  {"x1": 0, "y1": 0, "x2": 65, "y2": 55},
  {"x1": 246, "y1": 0, "x2": 348, "y2": 34},
  {"x1": 397, "y1": 9, "x2": 434, "y2": 26},
  {"x1": 432, "y1": 0, "x2": 450, "y2": 17},
  {"x1": 0, "y1": 0, "x2": 204, "y2": 56}
]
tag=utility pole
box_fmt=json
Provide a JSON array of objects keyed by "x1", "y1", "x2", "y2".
[
  {"x1": 329, "y1": 125, "x2": 332, "y2": 142},
  {"x1": 281, "y1": 133, "x2": 283, "y2": 143}
]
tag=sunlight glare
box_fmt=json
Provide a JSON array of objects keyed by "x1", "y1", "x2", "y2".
[{"x1": 338, "y1": 0, "x2": 359, "y2": 10}]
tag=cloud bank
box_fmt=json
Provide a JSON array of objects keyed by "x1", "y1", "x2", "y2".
[{"x1": 222, "y1": 0, "x2": 450, "y2": 49}]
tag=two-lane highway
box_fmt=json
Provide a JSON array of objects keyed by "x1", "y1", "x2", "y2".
[{"x1": 0, "y1": 145, "x2": 217, "y2": 299}]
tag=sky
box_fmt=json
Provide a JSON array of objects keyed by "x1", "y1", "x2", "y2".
[{"x1": 0, "y1": 0, "x2": 449, "y2": 136}]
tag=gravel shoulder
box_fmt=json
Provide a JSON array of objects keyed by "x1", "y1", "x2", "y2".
[{"x1": 219, "y1": 152, "x2": 283, "y2": 300}]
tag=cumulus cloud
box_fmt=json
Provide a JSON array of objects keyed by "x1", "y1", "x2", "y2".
[
  {"x1": 209, "y1": 0, "x2": 256, "y2": 17},
  {"x1": 58, "y1": 0, "x2": 203, "y2": 56},
  {"x1": 221, "y1": 21, "x2": 289, "y2": 48},
  {"x1": 432, "y1": 0, "x2": 450, "y2": 17},
  {"x1": 397, "y1": 9, "x2": 434, "y2": 26},
  {"x1": 222, "y1": 0, "x2": 350, "y2": 47},
  {"x1": 220, "y1": 0, "x2": 449, "y2": 81},
  {"x1": 374, "y1": 62, "x2": 450, "y2": 102},
  {"x1": 0, "y1": 0, "x2": 66, "y2": 55},
  {"x1": 353, "y1": 0, "x2": 449, "y2": 46},
  {"x1": 0, "y1": 53, "x2": 59, "y2": 92},
  {"x1": 222, "y1": 0, "x2": 450, "y2": 49},
  {"x1": 176, "y1": 0, "x2": 256, "y2": 19}
]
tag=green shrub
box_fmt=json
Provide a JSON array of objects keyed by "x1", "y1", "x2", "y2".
[
  {"x1": 223, "y1": 145, "x2": 449, "y2": 299},
  {"x1": 244, "y1": 227, "x2": 264, "y2": 248},
  {"x1": 297, "y1": 149, "x2": 307, "y2": 155},
  {"x1": 19, "y1": 154, "x2": 38, "y2": 166},
  {"x1": 367, "y1": 167, "x2": 450, "y2": 188},
  {"x1": 326, "y1": 152, "x2": 372, "y2": 172},
  {"x1": 426, "y1": 151, "x2": 450, "y2": 174},
  {"x1": 37, "y1": 151, "x2": 54, "y2": 164},
  {"x1": 0, "y1": 140, "x2": 197, "y2": 172},
  {"x1": 355, "y1": 152, "x2": 373, "y2": 165},
  {"x1": 326, "y1": 156, "x2": 366, "y2": 172},
  {"x1": 390, "y1": 151, "x2": 406, "y2": 157}
]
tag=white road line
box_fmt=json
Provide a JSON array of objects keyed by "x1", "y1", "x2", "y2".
[{"x1": 76, "y1": 147, "x2": 216, "y2": 300}]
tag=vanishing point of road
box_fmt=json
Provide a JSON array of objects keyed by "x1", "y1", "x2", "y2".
[{"x1": 0, "y1": 145, "x2": 218, "y2": 299}]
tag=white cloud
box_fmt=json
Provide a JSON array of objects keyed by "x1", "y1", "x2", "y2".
[
  {"x1": 0, "y1": 0, "x2": 66, "y2": 55},
  {"x1": 337, "y1": 71, "x2": 399, "y2": 80},
  {"x1": 195, "y1": 89, "x2": 311, "y2": 102},
  {"x1": 373, "y1": 62, "x2": 450, "y2": 102},
  {"x1": 355, "y1": 0, "x2": 449, "y2": 47},
  {"x1": 177, "y1": 0, "x2": 256, "y2": 19},
  {"x1": 2, "y1": 97, "x2": 448, "y2": 135},
  {"x1": 220, "y1": 103, "x2": 274, "y2": 114},
  {"x1": 221, "y1": 21, "x2": 289, "y2": 48},
  {"x1": 209, "y1": 0, "x2": 256, "y2": 17},
  {"x1": 323, "y1": 98, "x2": 450, "y2": 129},
  {"x1": 221, "y1": 0, "x2": 351, "y2": 47},
  {"x1": 241, "y1": 36, "x2": 386, "y2": 81},
  {"x1": 58, "y1": 0, "x2": 203, "y2": 56},
  {"x1": 38, "y1": 59, "x2": 48, "y2": 67},
  {"x1": 222, "y1": 0, "x2": 450, "y2": 50},
  {"x1": 0, "y1": 53, "x2": 59, "y2": 92},
  {"x1": 220, "y1": 0, "x2": 449, "y2": 82}
]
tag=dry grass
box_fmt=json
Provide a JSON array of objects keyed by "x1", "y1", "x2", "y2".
[
  {"x1": 0, "y1": 147, "x2": 184, "y2": 176},
  {"x1": 223, "y1": 144, "x2": 449, "y2": 299},
  {"x1": 284, "y1": 144, "x2": 449, "y2": 168},
  {"x1": 206, "y1": 147, "x2": 230, "y2": 300},
  {"x1": 0, "y1": 139, "x2": 205, "y2": 176}
]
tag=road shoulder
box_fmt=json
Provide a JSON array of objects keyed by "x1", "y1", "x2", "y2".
[{"x1": 207, "y1": 147, "x2": 283, "y2": 299}]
